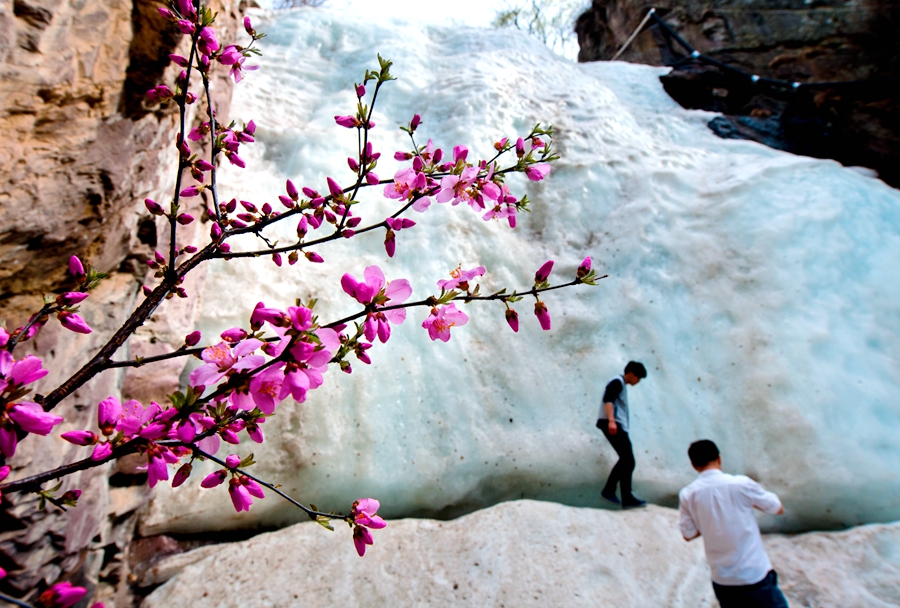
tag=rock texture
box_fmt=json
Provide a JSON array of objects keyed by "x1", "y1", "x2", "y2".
[
  {"x1": 0, "y1": 0, "x2": 243, "y2": 602},
  {"x1": 575, "y1": 0, "x2": 900, "y2": 187},
  {"x1": 142, "y1": 500, "x2": 900, "y2": 608}
]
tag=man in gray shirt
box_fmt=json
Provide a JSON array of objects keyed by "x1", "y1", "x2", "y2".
[{"x1": 596, "y1": 360, "x2": 647, "y2": 509}]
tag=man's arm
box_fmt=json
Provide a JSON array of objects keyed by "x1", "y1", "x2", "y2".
[
  {"x1": 744, "y1": 478, "x2": 784, "y2": 515},
  {"x1": 604, "y1": 402, "x2": 617, "y2": 435},
  {"x1": 678, "y1": 493, "x2": 699, "y2": 541}
]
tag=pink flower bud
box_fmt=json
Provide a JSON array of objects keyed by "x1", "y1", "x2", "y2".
[
  {"x1": 534, "y1": 300, "x2": 551, "y2": 331},
  {"x1": 261, "y1": 202, "x2": 272, "y2": 215},
  {"x1": 176, "y1": 213, "x2": 194, "y2": 225},
  {"x1": 326, "y1": 177, "x2": 343, "y2": 198},
  {"x1": 243, "y1": 16, "x2": 254, "y2": 33},
  {"x1": 169, "y1": 54, "x2": 188, "y2": 67},
  {"x1": 184, "y1": 330, "x2": 201, "y2": 346},
  {"x1": 180, "y1": 185, "x2": 200, "y2": 198},
  {"x1": 142, "y1": 286, "x2": 152, "y2": 296},
  {"x1": 69, "y1": 255, "x2": 85, "y2": 279},
  {"x1": 334, "y1": 115, "x2": 358, "y2": 128},
  {"x1": 195, "y1": 159, "x2": 214, "y2": 172},
  {"x1": 516, "y1": 137, "x2": 526, "y2": 157},
  {"x1": 61, "y1": 430, "x2": 98, "y2": 446},
  {"x1": 356, "y1": 83, "x2": 366, "y2": 97},
  {"x1": 225, "y1": 453, "x2": 241, "y2": 469},
  {"x1": 144, "y1": 198, "x2": 165, "y2": 215},
  {"x1": 305, "y1": 251, "x2": 323, "y2": 263},
  {"x1": 384, "y1": 230, "x2": 396, "y2": 258},
  {"x1": 57, "y1": 292, "x2": 89, "y2": 306},
  {"x1": 452, "y1": 145, "x2": 468, "y2": 163},
  {"x1": 284, "y1": 179, "x2": 298, "y2": 201},
  {"x1": 534, "y1": 260, "x2": 554, "y2": 283},
  {"x1": 227, "y1": 152, "x2": 246, "y2": 168},
  {"x1": 172, "y1": 463, "x2": 192, "y2": 487},
  {"x1": 158, "y1": 7, "x2": 174, "y2": 19},
  {"x1": 201, "y1": 469, "x2": 227, "y2": 488},
  {"x1": 154, "y1": 250, "x2": 166, "y2": 264},
  {"x1": 58, "y1": 311, "x2": 92, "y2": 334},
  {"x1": 505, "y1": 308, "x2": 519, "y2": 332},
  {"x1": 220, "y1": 328, "x2": 247, "y2": 343},
  {"x1": 410, "y1": 113, "x2": 421, "y2": 131},
  {"x1": 365, "y1": 172, "x2": 380, "y2": 185},
  {"x1": 91, "y1": 442, "x2": 113, "y2": 461},
  {"x1": 348, "y1": 157, "x2": 360, "y2": 172},
  {"x1": 184, "y1": 245, "x2": 198, "y2": 253},
  {"x1": 577, "y1": 256, "x2": 592, "y2": 278},
  {"x1": 211, "y1": 222, "x2": 223, "y2": 240},
  {"x1": 394, "y1": 151, "x2": 412, "y2": 161}
]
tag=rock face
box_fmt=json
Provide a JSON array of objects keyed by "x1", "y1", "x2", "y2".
[
  {"x1": 142, "y1": 500, "x2": 900, "y2": 608},
  {"x1": 575, "y1": 0, "x2": 900, "y2": 187},
  {"x1": 0, "y1": 0, "x2": 241, "y2": 602}
]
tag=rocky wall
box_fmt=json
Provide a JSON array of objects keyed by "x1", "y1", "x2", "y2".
[
  {"x1": 575, "y1": 0, "x2": 900, "y2": 187},
  {"x1": 0, "y1": 0, "x2": 242, "y2": 603}
]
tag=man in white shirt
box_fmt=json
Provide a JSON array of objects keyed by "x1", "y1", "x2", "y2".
[{"x1": 678, "y1": 440, "x2": 789, "y2": 608}]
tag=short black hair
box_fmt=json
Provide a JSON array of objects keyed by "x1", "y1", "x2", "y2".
[
  {"x1": 624, "y1": 361, "x2": 647, "y2": 379},
  {"x1": 688, "y1": 440, "x2": 720, "y2": 468}
]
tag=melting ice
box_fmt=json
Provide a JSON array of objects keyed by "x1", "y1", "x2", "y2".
[{"x1": 143, "y1": 7, "x2": 900, "y2": 535}]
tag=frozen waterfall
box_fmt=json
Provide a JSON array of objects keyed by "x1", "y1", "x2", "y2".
[{"x1": 142, "y1": 7, "x2": 900, "y2": 535}]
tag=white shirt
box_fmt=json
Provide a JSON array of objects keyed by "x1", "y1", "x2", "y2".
[{"x1": 678, "y1": 469, "x2": 782, "y2": 586}]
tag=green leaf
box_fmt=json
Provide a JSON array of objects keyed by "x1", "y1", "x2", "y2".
[{"x1": 316, "y1": 517, "x2": 335, "y2": 531}]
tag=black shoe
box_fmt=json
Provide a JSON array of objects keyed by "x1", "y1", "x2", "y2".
[
  {"x1": 601, "y1": 491, "x2": 621, "y2": 505},
  {"x1": 622, "y1": 498, "x2": 647, "y2": 510}
]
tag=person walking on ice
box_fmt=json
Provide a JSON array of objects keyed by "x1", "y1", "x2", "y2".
[
  {"x1": 597, "y1": 360, "x2": 647, "y2": 509},
  {"x1": 679, "y1": 439, "x2": 789, "y2": 608}
]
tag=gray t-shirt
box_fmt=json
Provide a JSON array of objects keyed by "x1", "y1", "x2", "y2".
[{"x1": 597, "y1": 375, "x2": 629, "y2": 433}]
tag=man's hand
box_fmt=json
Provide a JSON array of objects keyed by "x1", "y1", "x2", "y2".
[
  {"x1": 608, "y1": 420, "x2": 618, "y2": 435},
  {"x1": 604, "y1": 402, "x2": 616, "y2": 434}
]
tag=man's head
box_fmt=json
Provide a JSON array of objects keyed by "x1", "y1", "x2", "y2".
[
  {"x1": 623, "y1": 361, "x2": 647, "y2": 386},
  {"x1": 688, "y1": 439, "x2": 721, "y2": 471}
]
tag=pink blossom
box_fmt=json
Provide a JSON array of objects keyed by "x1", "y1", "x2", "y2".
[
  {"x1": 147, "y1": 451, "x2": 169, "y2": 488},
  {"x1": 421, "y1": 304, "x2": 468, "y2": 342},
  {"x1": 189, "y1": 341, "x2": 264, "y2": 387},
  {"x1": 61, "y1": 430, "x2": 98, "y2": 446},
  {"x1": 534, "y1": 300, "x2": 551, "y2": 330},
  {"x1": 228, "y1": 477, "x2": 253, "y2": 511},
  {"x1": 218, "y1": 45, "x2": 242, "y2": 65},
  {"x1": 353, "y1": 525, "x2": 374, "y2": 556},
  {"x1": 9, "y1": 402, "x2": 63, "y2": 435},
  {"x1": 0, "y1": 427, "x2": 16, "y2": 458},
  {"x1": 437, "y1": 265, "x2": 485, "y2": 291},
  {"x1": 169, "y1": 53, "x2": 188, "y2": 67},
  {"x1": 91, "y1": 442, "x2": 112, "y2": 461},
  {"x1": 524, "y1": 163, "x2": 551, "y2": 181},
  {"x1": 0, "y1": 352, "x2": 49, "y2": 387},
  {"x1": 435, "y1": 166, "x2": 478, "y2": 206},
  {"x1": 352, "y1": 497, "x2": 386, "y2": 529},
  {"x1": 0, "y1": 327, "x2": 8, "y2": 348},
  {"x1": 505, "y1": 308, "x2": 519, "y2": 332},
  {"x1": 452, "y1": 145, "x2": 468, "y2": 163},
  {"x1": 534, "y1": 260, "x2": 554, "y2": 283},
  {"x1": 248, "y1": 367, "x2": 283, "y2": 414}
]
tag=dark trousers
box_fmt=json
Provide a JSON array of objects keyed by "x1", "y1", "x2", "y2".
[
  {"x1": 596, "y1": 419, "x2": 636, "y2": 501},
  {"x1": 713, "y1": 570, "x2": 790, "y2": 608}
]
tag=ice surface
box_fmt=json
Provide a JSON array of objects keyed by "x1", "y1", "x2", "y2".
[{"x1": 142, "y1": 7, "x2": 900, "y2": 534}]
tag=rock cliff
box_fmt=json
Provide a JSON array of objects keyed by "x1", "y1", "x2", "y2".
[
  {"x1": 0, "y1": 0, "x2": 241, "y2": 602},
  {"x1": 575, "y1": 0, "x2": 900, "y2": 187}
]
